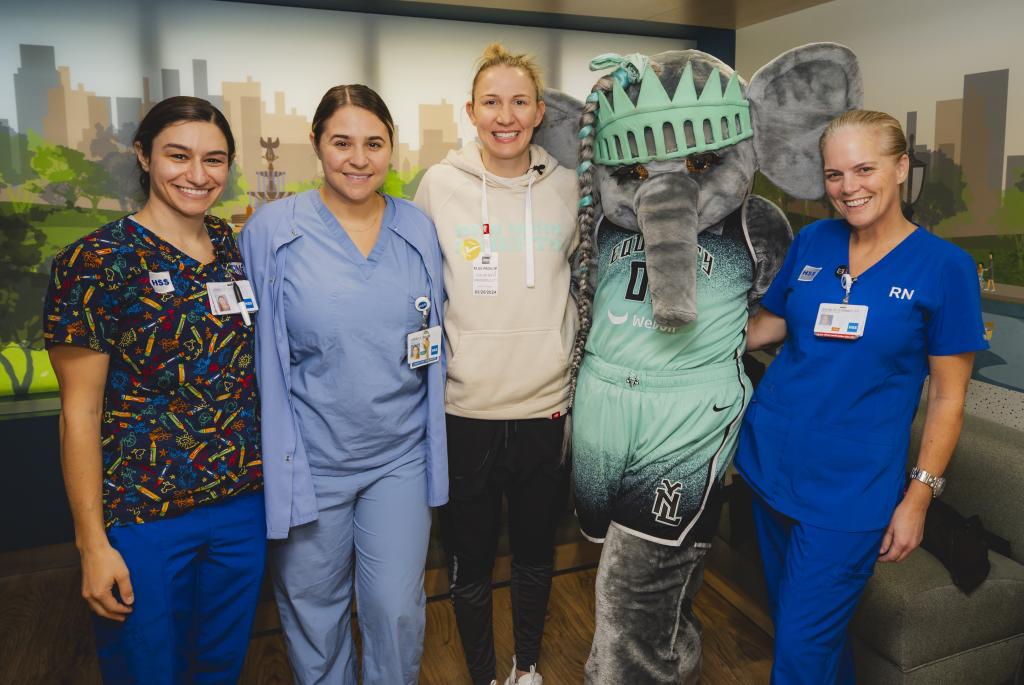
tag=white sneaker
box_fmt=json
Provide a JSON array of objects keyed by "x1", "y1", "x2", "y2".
[{"x1": 503, "y1": 657, "x2": 542, "y2": 685}]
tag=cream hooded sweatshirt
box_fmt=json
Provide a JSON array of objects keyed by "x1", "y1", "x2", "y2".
[{"x1": 414, "y1": 143, "x2": 578, "y2": 419}]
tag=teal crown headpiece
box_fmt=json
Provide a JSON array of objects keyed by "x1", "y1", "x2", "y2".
[{"x1": 588, "y1": 53, "x2": 753, "y2": 166}]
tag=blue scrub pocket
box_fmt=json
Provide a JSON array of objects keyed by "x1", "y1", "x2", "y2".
[{"x1": 791, "y1": 425, "x2": 902, "y2": 531}]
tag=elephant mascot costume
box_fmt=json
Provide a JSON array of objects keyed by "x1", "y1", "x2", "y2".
[{"x1": 533, "y1": 44, "x2": 862, "y2": 683}]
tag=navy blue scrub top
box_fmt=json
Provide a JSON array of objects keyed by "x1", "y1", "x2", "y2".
[{"x1": 735, "y1": 219, "x2": 988, "y2": 531}]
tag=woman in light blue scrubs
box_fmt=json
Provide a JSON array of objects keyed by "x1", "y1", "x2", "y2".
[
  {"x1": 241, "y1": 85, "x2": 448, "y2": 685},
  {"x1": 736, "y1": 110, "x2": 988, "y2": 685}
]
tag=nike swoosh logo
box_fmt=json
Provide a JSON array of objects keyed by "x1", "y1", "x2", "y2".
[
  {"x1": 607, "y1": 310, "x2": 628, "y2": 325},
  {"x1": 712, "y1": 404, "x2": 733, "y2": 412}
]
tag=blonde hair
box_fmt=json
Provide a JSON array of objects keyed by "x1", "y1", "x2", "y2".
[
  {"x1": 819, "y1": 109, "x2": 908, "y2": 159},
  {"x1": 471, "y1": 43, "x2": 544, "y2": 102}
]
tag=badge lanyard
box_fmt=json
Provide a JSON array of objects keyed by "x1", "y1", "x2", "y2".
[
  {"x1": 407, "y1": 297, "x2": 441, "y2": 369},
  {"x1": 840, "y1": 272, "x2": 856, "y2": 304},
  {"x1": 415, "y1": 296, "x2": 430, "y2": 331}
]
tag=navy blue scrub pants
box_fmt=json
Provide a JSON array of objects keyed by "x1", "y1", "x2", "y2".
[
  {"x1": 751, "y1": 494, "x2": 885, "y2": 685},
  {"x1": 92, "y1": 493, "x2": 267, "y2": 685}
]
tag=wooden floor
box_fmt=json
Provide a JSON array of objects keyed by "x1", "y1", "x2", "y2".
[
  {"x1": 417, "y1": 567, "x2": 772, "y2": 685},
  {"x1": 241, "y1": 566, "x2": 772, "y2": 685},
  {"x1": 0, "y1": 553, "x2": 772, "y2": 684}
]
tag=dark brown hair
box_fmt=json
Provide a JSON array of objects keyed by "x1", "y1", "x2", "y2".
[
  {"x1": 133, "y1": 96, "x2": 234, "y2": 195},
  {"x1": 311, "y1": 84, "x2": 395, "y2": 145}
]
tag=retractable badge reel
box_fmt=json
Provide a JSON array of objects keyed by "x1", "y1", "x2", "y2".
[{"x1": 407, "y1": 296, "x2": 441, "y2": 369}]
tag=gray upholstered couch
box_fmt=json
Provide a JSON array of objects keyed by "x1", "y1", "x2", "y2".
[{"x1": 850, "y1": 411, "x2": 1024, "y2": 684}]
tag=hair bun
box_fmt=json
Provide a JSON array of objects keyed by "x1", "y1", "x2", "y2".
[{"x1": 482, "y1": 42, "x2": 509, "y2": 62}]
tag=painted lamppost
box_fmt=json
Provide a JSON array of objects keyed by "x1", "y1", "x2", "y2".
[{"x1": 902, "y1": 134, "x2": 927, "y2": 222}]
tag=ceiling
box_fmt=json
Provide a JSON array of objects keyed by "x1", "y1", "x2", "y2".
[{"x1": 398, "y1": 0, "x2": 835, "y2": 29}]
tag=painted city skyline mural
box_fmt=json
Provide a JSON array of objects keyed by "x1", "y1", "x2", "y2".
[
  {"x1": 0, "y1": 0, "x2": 689, "y2": 399},
  {"x1": 2, "y1": 0, "x2": 1021, "y2": 399}
]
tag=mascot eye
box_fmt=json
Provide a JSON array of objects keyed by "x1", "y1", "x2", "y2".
[
  {"x1": 611, "y1": 164, "x2": 649, "y2": 182},
  {"x1": 686, "y1": 153, "x2": 720, "y2": 174}
]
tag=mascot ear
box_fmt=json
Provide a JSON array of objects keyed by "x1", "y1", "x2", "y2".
[
  {"x1": 747, "y1": 43, "x2": 862, "y2": 200},
  {"x1": 534, "y1": 87, "x2": 584, "y2": 170}
]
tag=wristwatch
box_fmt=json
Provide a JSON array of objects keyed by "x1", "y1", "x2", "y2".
[{"x1": 910, "y1": 467, "x2": 946, "y2": 497}]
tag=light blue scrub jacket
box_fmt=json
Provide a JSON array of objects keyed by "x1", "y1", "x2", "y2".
[{"x1": 240, "y1": 193, "x2": 449, "y2": 539}]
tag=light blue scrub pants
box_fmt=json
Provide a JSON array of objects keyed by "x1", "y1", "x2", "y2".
[
  {"x1": 751, "y1": 494, "x2": 886, "y2": 685},
  {"x1": 271, "y1": 452, "x2": 431, "y2": 685}
]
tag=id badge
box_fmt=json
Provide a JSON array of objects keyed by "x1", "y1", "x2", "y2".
[
  {"x1": 472, "y1": 252, "x2": 499, "y2": 296},
  {"x1": 407, "y1": 325, "x2": 442, "y2": 368},
  {"x1": 206, "y1": 280, "x2": 259, "y2": 316},
  {"x1": 814, "y1": 302, "x2": 868, "y2": 339}
]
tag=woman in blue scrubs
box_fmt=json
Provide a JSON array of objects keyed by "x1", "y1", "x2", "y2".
[
  {"x1": 737, "y1": 110, "x2": 988, "y2": 685},
  {"x1": 241, "y1": 85, "x2": 447, "y2": 685}
]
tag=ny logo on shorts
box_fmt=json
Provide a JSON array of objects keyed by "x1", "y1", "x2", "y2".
[{"x1": 652, "y1": 478, "x2": 684, "y2": 526}]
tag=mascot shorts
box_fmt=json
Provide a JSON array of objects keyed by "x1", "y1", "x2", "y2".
[{"x1": 572, "y1": 353, "x2": 749, "y2": 546}]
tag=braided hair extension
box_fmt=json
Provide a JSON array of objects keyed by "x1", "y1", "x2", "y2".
[{"x1": 566, "y1": 72, "x2": 616, "y2": 413}]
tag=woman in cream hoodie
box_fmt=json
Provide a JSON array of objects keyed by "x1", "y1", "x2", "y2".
[{"x1": 414, "y1": 44, "x2": 577, "y2": 685}]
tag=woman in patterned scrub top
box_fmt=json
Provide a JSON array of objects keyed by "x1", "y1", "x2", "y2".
[{"x1": 44, "y1": 97, "x2": 265, "y2": 685}]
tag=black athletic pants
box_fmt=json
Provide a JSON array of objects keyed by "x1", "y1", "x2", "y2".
[{"x1": 440, "y1": 413, "x2": 571, "y2": 685}]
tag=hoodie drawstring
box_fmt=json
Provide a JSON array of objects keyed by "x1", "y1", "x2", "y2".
[
  {"x1": 480, "y1": 171, "x2": 492, "y2": 255},
  {"x1": 479, "y1": 166, "x2": 537, "y2": 288},
  {"x1": 524, "y1": 173, "x2": 536, "y2": 288}
]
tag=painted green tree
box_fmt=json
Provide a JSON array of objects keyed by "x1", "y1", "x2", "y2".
[
  {"x1": 401, "y1": 167, "x2": 427, "y2": 200},
  {"x1": 0, "y1": 127, "x2": 38, "y2": 208},
  {"x1": 914, "y1": 150, "x2": 967, "y2": 230},
  {"x1": 99, "y1": 147, "x2": 142, "y2": 211},
  {"x1": 27, "y1": 132, "x2": 115, "y2": 210},
  {"x1": 211, "y1": 164, "x2": 249, "y2": 217},
  {"x1": 0, "y1": 209, "x2": 49, "y2": 397},
  {"x1": 994, "y1": 167, "x2": 1024, "y2": 273},
  {"x1": 381, "y1": 168, "x2": 406, "y2": 198}
]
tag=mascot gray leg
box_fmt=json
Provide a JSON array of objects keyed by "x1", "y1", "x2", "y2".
[{"x1": 585, "y1": 526, "x2": 707, "y2": 685}]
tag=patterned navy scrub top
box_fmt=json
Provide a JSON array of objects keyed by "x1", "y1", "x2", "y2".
[{"x1": 44, "y1": 215, "x2": 262, "y2": 528}]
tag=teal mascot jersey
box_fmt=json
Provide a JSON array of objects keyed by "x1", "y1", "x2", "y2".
[{"x1": 573, "y1": 216, "x2": 753, "y2": 545}]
